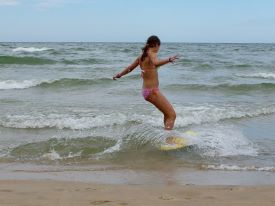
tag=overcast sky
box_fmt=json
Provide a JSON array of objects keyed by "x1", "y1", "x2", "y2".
[{"x1": 0, "y1": 0, "x2": 274, "y2": 42}]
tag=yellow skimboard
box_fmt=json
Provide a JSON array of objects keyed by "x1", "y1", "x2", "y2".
[{"x1": 159, "y1": 130, "x2": 197, "y2": 151}]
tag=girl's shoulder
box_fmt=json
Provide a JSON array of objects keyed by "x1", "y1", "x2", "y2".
[{"x1": 137, "y1": 54, "x2": 142, "y2": 64}]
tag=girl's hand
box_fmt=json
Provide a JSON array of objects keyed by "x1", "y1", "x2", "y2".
[
  {"x1": 168, "y1": 55, "x2": 179, "y2": 63},
  {"x1": 113, "y1": 73, "x2": 122, "y2": 80}
]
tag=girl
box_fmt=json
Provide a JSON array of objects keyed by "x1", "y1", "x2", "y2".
[{"x1": 113, "y1": 35, "x2": 178, "y2": 130}]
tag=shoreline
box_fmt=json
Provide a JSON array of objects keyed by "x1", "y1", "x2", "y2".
[
  {"x1": 1, "y1": 179, "x2": 275, "y2": 206},
  {"x1": 1, "y1": 163, "x2": 275, "y2": 186}
]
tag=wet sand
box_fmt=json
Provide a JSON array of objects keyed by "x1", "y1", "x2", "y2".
[{"x1": 1, "y1": 180, "x2": 275, "y2": 206}]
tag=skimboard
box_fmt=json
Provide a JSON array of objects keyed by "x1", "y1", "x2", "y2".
[{"x1": 159, "y1": 130, "x2": 197, "y2": 151}]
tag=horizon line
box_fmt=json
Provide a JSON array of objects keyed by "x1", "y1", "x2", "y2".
[{"x1": 1, "y1": 41, "x2": 274, "y2": 44}]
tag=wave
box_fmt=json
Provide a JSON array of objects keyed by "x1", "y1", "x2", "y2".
[
  {"x1": 0, "y1": 113, "x2": 129, "y2": 129},
  {"x1": 229, "y1": 64, "x2": 252, "y2": 68},
  {"x1": 0, "y1": 55, "x2": 55, "y2": 65},
  {"x1": 202, "y1": 164, "x2": 275, "y2": 172},
  {"x1": 0, "y1": 55, "x2": 105, "y2": 66},
  {"x1": 191, "y1": 124, "x2": 258, "y2": 157},
  {"x1": 0, "y1": 78, "x2": 113, "y2": 90},
  {"x1": 166, "y1": 83, "x2": 275, "y2": 92},
  {"x1": 179, "y1": 62, "x2": 214, "y2": 70},
  {"x1": 174, "y1": 104, "x2": 275, "y2": 128},
  {"x1": 38, "y1": 78, "x2": 112, "y2": 88},
  {"x1": 197, "y1": 63, "x2": 213, "y2": 69},
  {"x1": 236, "y1": 72, "x2": 275, "y2": 80},
  {"x1": 62, "y1": 58, "x2": 104, "y2": 65},
  {"x1": 1, "y1": 103, "x2": 275, "y2": 130},
  {"x1": 0, "y1": 80, "x2": 42, "y2": 90},
  {"x1": 1, "y1": 123, "x2": 258, "y2": 162},
  {"x1": 12, "y1": 47, "x2": 52, "y2": 53},
  {"x1": 8, "y1": 136, "x2": 117, "y2": 161},
  {"x1": 5, "y1": 125, "x2": 168, "y2": 161}
]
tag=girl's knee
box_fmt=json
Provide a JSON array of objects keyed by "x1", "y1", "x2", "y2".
[
  {"x1": 164, "y1": 110, "x2": 176, "y2": 121},
  {"x1": 172, "y1": 111, "x2": 176, "y2": 120}
]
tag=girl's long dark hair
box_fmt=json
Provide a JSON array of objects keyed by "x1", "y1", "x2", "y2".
[{"x1": 141, "y1": 35, "x2": 161, "y2": 62}]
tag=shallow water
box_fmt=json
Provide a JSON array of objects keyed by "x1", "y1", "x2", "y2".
[{"x1": 0, "y1": 42, "x2": 275, "y2": 180}]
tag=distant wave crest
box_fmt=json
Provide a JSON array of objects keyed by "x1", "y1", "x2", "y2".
[
  {"x1": 166, "y1": 82, "x2": 275, "y2": 92},
  {"x1": 236, "y1": 72, "x2": 275, "y2": 79},
  {"x1": 0, "y1": 55, "x2": 55, "y2": 65},
  {"x1": 12, "y1": 47, "x2": 52, "y2": 52},
  {"x1": 0, "y1": 80, "x2": 43, "y2": 90},
  {"x1": 0, "y1": 78, "x2": 112, "y2": 90}
]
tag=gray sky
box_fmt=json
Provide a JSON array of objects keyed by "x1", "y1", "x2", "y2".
[{"x1": 1, "y1": 0, "x2": 275, "y2": 42}]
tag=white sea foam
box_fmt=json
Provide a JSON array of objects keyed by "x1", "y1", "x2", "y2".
[
  {"x1": 1, "y1": 104, "x2": 275, "y2": 130},
  {"x1": 191, "y1": 124, "x2": 258, "y2": 157},
  {"x1": 12, "y1": 47, "x2": 51, "y2": 52},
  {"x1": 174, "y1": 104, "x2": 275, "y2": 128},
  {"x1": 237, "y1": 72, "x2": 275, "y2": 79},
  {"x1": 0, "y1": 105, "x2": 263, "y2": 158},
  {"x1": 42, "y1": 149, "x2": 82, "y2": 161},
  {"x1": 203, "y1": 164, "x2": 275, "y2": 172},
  {"x1": 1, "y1": 113, "x2": 128, "y2": 130},
  {"x1": 42, "y1": 149, "x2": 61, "y2": 160},
  {"x1": 97, "y1": 139, "x2": 122, "y2": 156},
  {"x1": 0, "y1": 79, "x2": 54, "y2": 90},
  {"x1": 0, "y1": 80, "x2": 39, "y2": 90}
]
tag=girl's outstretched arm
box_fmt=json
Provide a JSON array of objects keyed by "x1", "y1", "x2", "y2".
[
  {"x1": 149, "y1": 51, "x2": 178, "y2": 67},
  {"x1": 113, "y1": 57, "x2": 139, "y2": 80}
]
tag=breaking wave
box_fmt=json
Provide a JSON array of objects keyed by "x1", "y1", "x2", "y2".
[
  {"x1": 1, "y1": 104, "x2": 274, "y2": 129},
  {"x1": 12, "y1": 47, "x2": 52, "y2": 53},
  {"x1": 0, "y1": 78, "x2": 112, "y2": 90}
]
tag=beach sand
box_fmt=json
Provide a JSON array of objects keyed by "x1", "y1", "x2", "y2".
[{"x1": 1, "y1": 180, "x2": 275, "y2": 206}]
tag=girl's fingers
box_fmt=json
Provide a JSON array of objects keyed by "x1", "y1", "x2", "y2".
[
  {"x1": 172, "y1": 55, "x2": 179, "y2": 61},
  {"x1": 113, "y1": 73, "x2": 121, "y2": 80}
]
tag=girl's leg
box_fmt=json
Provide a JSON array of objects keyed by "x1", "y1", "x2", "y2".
[{"x1": 146, "y1": 91, "x2": 176, "y2": 130}]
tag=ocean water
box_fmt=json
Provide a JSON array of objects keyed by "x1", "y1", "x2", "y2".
[{"x1": 1, "y1": 42, "x2": 275, "y2": 180}]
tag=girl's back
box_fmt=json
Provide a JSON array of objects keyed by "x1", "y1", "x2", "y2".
[{"x1": 139, "y1": 54, "x2": 159, "y2": 88}]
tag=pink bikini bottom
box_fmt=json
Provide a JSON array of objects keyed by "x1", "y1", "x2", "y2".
[{"x1": 142, "y1": 87, "x2": 159, "y2": 100}]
